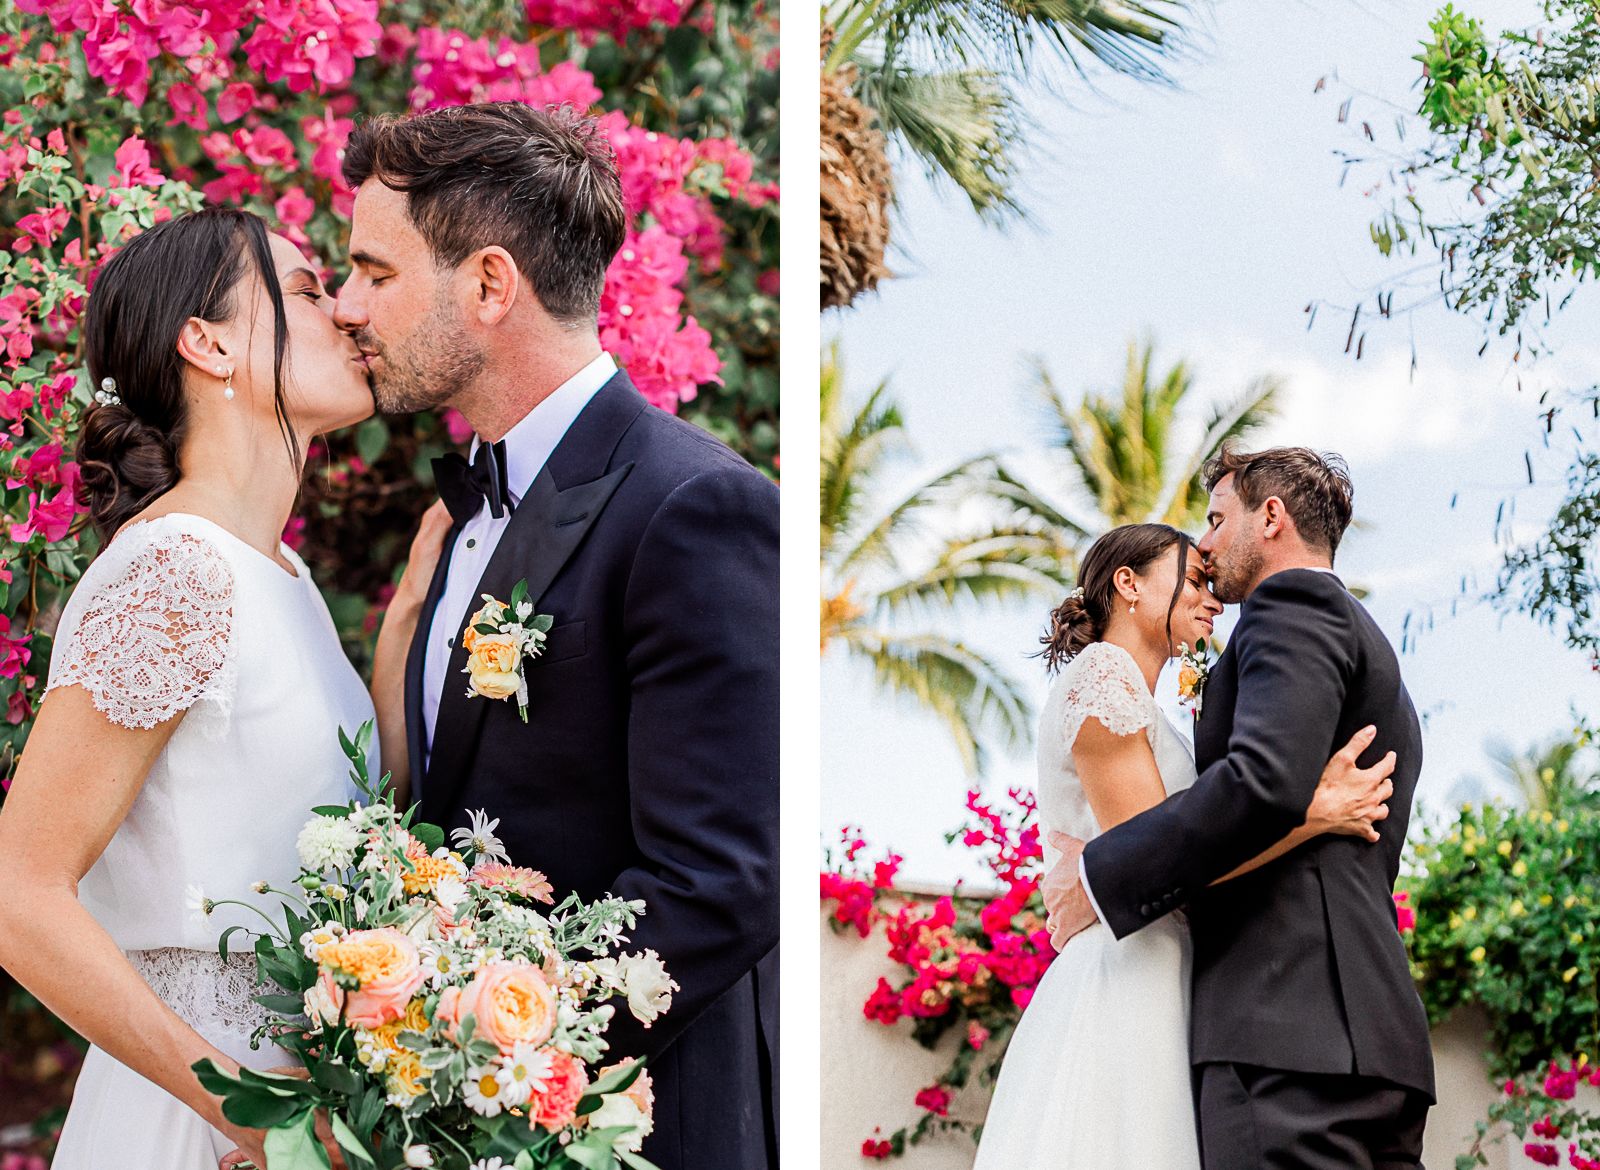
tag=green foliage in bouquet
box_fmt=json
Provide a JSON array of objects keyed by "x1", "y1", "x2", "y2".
[
  {"x1": 1400, "y1": 794, "x2": 1600, "y2": 1081},
  {"x1": 195, "y1": 722, "x2": 673, "y2": 1170}
]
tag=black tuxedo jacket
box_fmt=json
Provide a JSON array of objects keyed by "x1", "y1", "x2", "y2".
[
  {"x1": 1081, "y1": 568, "x2": 1435, "y2": 1099},
  {"x1": 406, "y1": 371, "x2": 779, "y2": 1169}
]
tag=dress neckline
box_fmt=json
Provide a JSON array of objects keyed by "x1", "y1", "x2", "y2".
[{"x1": 116, "y1": 512, "x2": 303, "y2": 582}]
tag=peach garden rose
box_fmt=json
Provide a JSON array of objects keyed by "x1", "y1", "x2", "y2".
[
  {"x1": 451, "y1": 960, "x2": 559, "y2": 1053},
  {"x1": 317, "y1": 927, "x2": 426, "y2": 1029}
]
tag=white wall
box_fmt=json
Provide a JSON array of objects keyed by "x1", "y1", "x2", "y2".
[{"x1": 821, "y1": 905, "x2": 1586, "y2": 1170}]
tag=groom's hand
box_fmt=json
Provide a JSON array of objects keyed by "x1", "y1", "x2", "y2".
[{"x1": 1043, "y1": 830, "x2": 1096, "y2": 951}]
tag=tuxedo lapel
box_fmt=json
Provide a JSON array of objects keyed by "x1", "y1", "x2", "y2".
[
  {"x1": 404, "y1": 517, "x2": 462, "y2": 794},
  {"x1": 419, "y1": 371, "x2": 648, "y2": 821}
]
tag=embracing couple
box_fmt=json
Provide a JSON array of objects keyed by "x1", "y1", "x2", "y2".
[
  {"x1": 0, "y1": 102, "x2": 777, "y2": 1170},
  {"x1": 973, "y1": 447, "x2": 1435, "y2": 1169}
]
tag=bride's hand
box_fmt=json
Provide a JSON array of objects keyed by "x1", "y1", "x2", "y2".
[
  {"x1": 393, "y1": 498, "x2": 453, "y2": 611},
  {"x1": 216, "y1": 1069, "x2": 349, "y2": 1170},
  {"x1": 1307, "y1": 725, "x2": 1395, "y2": 842}
]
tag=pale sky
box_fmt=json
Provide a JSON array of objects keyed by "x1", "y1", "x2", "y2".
[{"x1": 821, "y1": 0, "x2": 1600, "y2": 886}]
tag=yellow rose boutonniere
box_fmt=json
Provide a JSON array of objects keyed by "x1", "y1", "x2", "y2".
[
  {"x1": 1177, "y1": 638, "x2": 1215, "y2": 717},
  {"x1": 460, "y1": 578, "x2": 552, "y2": 722}
]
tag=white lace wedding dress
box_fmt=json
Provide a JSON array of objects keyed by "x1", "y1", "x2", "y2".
[
  {"x1": 43, "y1": 513, "x2": 377, "y2": 1168},
  {"x1": 973, "y1": 640, "x2": 1202, "y2": 1169}
]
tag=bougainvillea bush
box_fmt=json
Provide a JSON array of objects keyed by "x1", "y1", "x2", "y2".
[
  {"x1": 821, "y1": 789, "x2": 1050, "y2": 1158},
  {"x1": 825, "y1": 782, "x2": 1600, "y2": 1162},
  {"x1": 0, "y1": 0, "x2": 775, "y2": 1158}
]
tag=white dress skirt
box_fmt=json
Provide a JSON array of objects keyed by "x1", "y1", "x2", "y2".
[
  {"x1": 41, "y1": 514, "x2": 377, "y2": 1168},
  {"x1": 973, "y1": 641, "x2": 1203, "y2": 1169}
]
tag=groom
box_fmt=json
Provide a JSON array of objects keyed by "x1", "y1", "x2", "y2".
[
  {"x1": 333, "y1": 103, "x2": 778, "y2": 1170},
  {"x1": 1043, "y1": 446, "x2": 1434, "y2": 1168}
]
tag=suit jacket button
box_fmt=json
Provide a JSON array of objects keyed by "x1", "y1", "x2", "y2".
[{"x1": 1139, "y1": 903, "x2": 1152, "y2": 918}]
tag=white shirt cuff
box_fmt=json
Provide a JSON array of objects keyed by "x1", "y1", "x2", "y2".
[{"x1": 1078, "y1": 854, "x2": 1106, "y2": 925}]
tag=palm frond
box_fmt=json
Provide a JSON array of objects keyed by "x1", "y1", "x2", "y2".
[
  {"x1": 874, "y1": 526, "x2": 1073, "y2": 616},
  {"x1": 833, "y1": 453, "x2": 1005, "y2": 576},
  {"x1": 843, "y1": 627, "x2": 1037, "y2": 773},
  {"x1": 1156, "y1": 373, "x2": 1283, "y2": 526},
  {"x1": 851, "y1": 60, "x2": 1025, "y2": 218}
]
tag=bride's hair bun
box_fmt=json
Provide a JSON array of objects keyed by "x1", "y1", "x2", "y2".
[
  {"x1": 1040, "y1": 589, "x2": 1098, "y2": 673},
  {"x1": 75, "y1": 401, "x2": 181, "y2": 535},
  {"x1": 1038, "y1": 523, "x2": 1192, "y2": 674}
]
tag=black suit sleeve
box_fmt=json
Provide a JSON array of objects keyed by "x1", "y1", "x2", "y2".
[
  {"x1": 1082, "y1": 570, "x2": 1356, "y2": 939},
  {"x1": 603, "y1": 463, "x2": 779, "y2": 1060}
]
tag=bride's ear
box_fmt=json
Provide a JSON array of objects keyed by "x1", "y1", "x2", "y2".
[
  {"x1": 1111, "y1": 566, "x2": 1139, "y2": 606},
  {"x1": 175, "y1": 317, "x2": 231, "y2": 383}
]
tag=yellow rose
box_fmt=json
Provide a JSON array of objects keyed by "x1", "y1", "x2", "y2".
[
  {"x1": 462, "y1": 598, "x2": 506, "y2": 654},
  {"x1": 1497, "y1": 840, "x2": 1513, "y2": 857},
  {"x1": 1512, "y1": 860, "x2": 1527, "y2": 877},
  {"x1": 467, "y1": 633, "x2": 522, "y2": 701},
  {"x1": 1470, "y1": 946, "x2": 1486, "y2": 963},
  {"x1": 1177, "y1": 664, "x2": 1200, "y2": 696},
  {"x1": 1463, "y1": 905, "x2": 1477, "y2": 921}
]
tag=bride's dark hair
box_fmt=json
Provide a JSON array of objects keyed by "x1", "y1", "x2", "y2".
[
  {"x1": 77, "y1": 207, "x2": 297, "y2": 543},
  {"x1": 1040, "y1": 523, "x2": 1192, "y2": 673}
]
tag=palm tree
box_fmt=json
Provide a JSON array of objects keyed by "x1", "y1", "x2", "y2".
[
  {"x1": 1017, "y1": 339, "x2": 1282, "y2": 537},
  {"x1": 822, "y1": 343, "x2": 1077, "y2": 772},
  {"x1": 1490, "y1": 736, "x2": 1600, "y2": 813},
  {"x1": 820, "y1": 0, "x2": 1194, "y2": 308}
]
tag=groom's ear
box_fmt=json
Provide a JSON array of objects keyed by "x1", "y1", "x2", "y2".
[
  {"x1": 1261, "y1": 496, "x2": 1292, "y2": 541},
  {"x1": 467, "y1": 246, "x2": 521, "y2": 328}
]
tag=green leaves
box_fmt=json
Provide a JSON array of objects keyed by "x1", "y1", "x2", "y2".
[{"x1": 263, "y1": 1109, "x2": 332, "y2": 1170}]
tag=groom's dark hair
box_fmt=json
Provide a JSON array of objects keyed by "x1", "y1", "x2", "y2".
[
  {"x1": 343, "y1": 102, "x2": 626, "y2": 325},
  {"x1": 1204, "y1": 445, "x2": 1355, "y2": 556}
]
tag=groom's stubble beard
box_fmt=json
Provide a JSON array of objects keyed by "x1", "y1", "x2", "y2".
[
  {"x1": 1208, "y1": 539, "x2": 1264, "y2": 606},
  {"x1": 366, "y1": 287, "x2": 487, "y2": 417}
]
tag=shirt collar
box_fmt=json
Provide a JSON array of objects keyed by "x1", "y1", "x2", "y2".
[{"x1": 470, "y1": 353, "x2": 617, "y2": 506}]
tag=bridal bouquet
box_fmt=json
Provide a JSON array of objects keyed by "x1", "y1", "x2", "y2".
[{"x1": 194, "y1": 723, "x2": 674, "y2": 1170}]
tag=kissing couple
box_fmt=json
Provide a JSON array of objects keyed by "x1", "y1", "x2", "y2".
[
  {"x1": 972, "y1": 446, "x2": 1435, "y2": 1169},
  {"x1": 0, "y1": 101, "x2": 777, "y2": 1170}
]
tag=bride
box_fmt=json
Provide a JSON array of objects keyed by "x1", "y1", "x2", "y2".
[
  {"x1": 0, "y1": 208, "x2": 451, "y2": 1169},
  {"x1": 972, "y1": 522, "x2": 1396, "y2": 1168}
]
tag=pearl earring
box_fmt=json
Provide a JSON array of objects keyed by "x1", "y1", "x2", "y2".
[
  {"x1": 1129, "y1": 601, "x2": 1137, "y2": 613},
  {"x1": 223, "y1": 369, "x2": 234, "y2": 401}
]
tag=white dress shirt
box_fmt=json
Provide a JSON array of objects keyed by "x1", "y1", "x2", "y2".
[
  {"x1": 1077, "y1": 564, "x2": 1340, "y2": 924},
  {"x1": 421, "y1": 353, "x2": 617, "y2": 761}
]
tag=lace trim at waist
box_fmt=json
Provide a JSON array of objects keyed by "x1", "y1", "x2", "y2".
[{"x1": 126, "y1": 947, "x2": 269, "y2": 1042}]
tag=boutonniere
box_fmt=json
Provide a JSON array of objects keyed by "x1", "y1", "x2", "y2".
[
  {"x1": 1177, "y1": 638, "x2": 1215, "y2": 717},
  {"x1": 460, "y1": 578, "x2": 553, "y2": 722}
]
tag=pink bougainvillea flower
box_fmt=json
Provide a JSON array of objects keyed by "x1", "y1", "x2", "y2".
[
  {"x1": 274, "y1": 186, "x2": 315, "y2": 229},
  {"x1": 13, "y1": 205, "x2": 70, "y2": 253},
  {"x1": 243, "y1": 0, "x2": 382, "y2": 94},
  {"x1": 113, "y1": 136, "x2": 164, "y2": 189},
  {"x1": 0, "y1": 614, "x2": 32, "y2": 681},
  {"x1": 914, "y1": 1084, "x2": 951, "y2": 1116},
  {"x1": 215, "y1": 81, "x2": 259, "y2": 124},
  {"x1": 166, "y1": 81, "x2": 208, "y2": 130},
  {"x1": 9, "y1": 482, "x2": 80, "y2": 544}
]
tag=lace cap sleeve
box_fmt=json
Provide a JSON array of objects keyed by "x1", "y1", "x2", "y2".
[
  {"x1": 46, "y1": 524, "x2": 237, "y2": 733},
  {"x1": 1058, "y1": 641, "x2": 1155, "y2": 751}
]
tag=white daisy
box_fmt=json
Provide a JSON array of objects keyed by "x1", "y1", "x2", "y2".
[
  {"x1": 300, "y1": 920, "x2": 347, "y2": 961},
  {"x1": 495, "y1": 1042, "x2": 554, "y2": 1106},
  {"x1": 450, "y1": 809, "x2": 509, "y2": 863},
  {"x1": 469, "y1": 1160, "x2": 508, "y2": 1170},
  {"x1": 403, "y1": 1145, "x2": 434, "y2": 1168},
  {"x1": 418, "y1": 943, "x2": 461, "y2": 990},
  {"x1": 462, "y1": 1067, "x2": 508, "y2": 1117},
  {"x1": 184, "y1": 884, "x2": 213, "y2": 921}
]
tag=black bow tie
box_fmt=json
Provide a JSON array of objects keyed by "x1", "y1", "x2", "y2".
[{"x1": 434, "y1": 440, "x2": 513, "y2": 525}]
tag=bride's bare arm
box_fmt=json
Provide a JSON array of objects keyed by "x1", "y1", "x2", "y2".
[
  {"x1": 370, "y1": 499, "x2": 452, "y2": 809},
  {"x1": 0, "y1": 688, "x2": 267, "y2": 1164},
  {"x1": 1073, "y1": 719, "x2": 1171, "y2": 831},
  {"x1": 1213, "y1": 725, "x2": 1394, "y2": 884}
]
